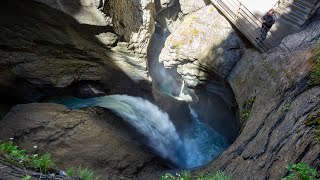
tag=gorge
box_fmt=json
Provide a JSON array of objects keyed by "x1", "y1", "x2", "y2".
[{"x1": 0, "y1": 0, "x2": 319, "y2": 179}]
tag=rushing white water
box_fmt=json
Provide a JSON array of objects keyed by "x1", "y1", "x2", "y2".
[{"x1": 50, "y1": 94, "x2": 229, "y2": 168}]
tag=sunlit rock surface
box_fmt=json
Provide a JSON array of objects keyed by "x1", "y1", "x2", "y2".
[{"x1": 159, "y1": 5, "x2": 245, "y2": 87}]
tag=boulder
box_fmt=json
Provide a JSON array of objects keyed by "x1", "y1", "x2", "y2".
[
  {"x1": 0, "y1": 103, "x2": 168, "y2": 179},
  {"x1": 159, "y1": 5, "x2": 245, "y2": 87}
]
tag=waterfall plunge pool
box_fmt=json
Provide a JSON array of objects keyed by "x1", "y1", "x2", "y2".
[{"x1": 49, "y1": 94, "x2": 231, "y2": 169}]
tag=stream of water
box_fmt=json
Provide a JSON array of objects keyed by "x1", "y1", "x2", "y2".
[{"x1": 50, "y1": 94, "x2": 229, "y2": 168}]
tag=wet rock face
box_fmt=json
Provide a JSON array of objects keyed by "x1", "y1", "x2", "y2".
[
  {"x1": 198, "y1": 20, "x2": 320, "y2": 179},
  {"x1": 109, "y1": 0, "x2": 155, "y2": 56},
  {"x1": 159, "y1": 5, "x2": 245, "y2": 87},
  {"x1": 0, "y1": 104, "x2": 168, "y2": 179}
]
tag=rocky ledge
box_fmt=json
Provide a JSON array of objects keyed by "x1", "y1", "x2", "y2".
[{"x1": 0, "y1": 103, "x2": 169, "y2": 179}]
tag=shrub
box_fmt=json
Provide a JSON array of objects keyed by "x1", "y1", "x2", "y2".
[{"x1": 282, "y1": 162, "x2": 318, "y2": 180}]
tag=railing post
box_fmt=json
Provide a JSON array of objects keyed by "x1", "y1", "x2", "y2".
[{"x1": 235, "y1": 1, "x2": 242, "y2": 21}]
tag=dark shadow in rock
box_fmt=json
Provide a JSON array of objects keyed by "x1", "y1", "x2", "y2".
[{"x1": 0, "y1": 0, "x2": 186, "y2": 177}]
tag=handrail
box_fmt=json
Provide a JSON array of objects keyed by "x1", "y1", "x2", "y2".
[{"x1": 212, "y1": 0, "x2": 292, "y2": 52}]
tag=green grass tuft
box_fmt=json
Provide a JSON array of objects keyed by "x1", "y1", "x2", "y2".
[
  {"x1": 32, "y1": 153, "x2": 54, "y2": 174},
  {"x1": 66, "y1": 167, "x2": 75, "y2": 177},
  {"x1": 77, "y1": 166, "x2": 99, "y2": 180}
]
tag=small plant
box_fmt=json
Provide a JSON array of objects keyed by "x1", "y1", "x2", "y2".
[
  {"x1": 160, "y1": 170, "x2": 231, "y2": 180},
  {"x1": 282, "y1": 162, "x2": 318, "y2": 180},
  {"x1": 66, "y1": 166, "x2": 99, "y2": 180},
  {"x1": 0, "y1": 141, "x2": 29, "y2": 162},
  {"x1": 66, "y1": 167, "x2": 75, "y2": 177},
  {"x1": 305, "y1": 111, "x2": 320, "y2": 141},
  {"x1": 282, "y1": 102, "x2": 292, "y2": 113},
  {"x1": 21, "y1": 175, "x2": 31, "y2": 180},
  {"x1": 78, "y1": 166, "x2": 99, "y2": 180},
  {"x1": 308, "y1": 41, "x2": 320, "y2": 86},
  {"x1": 0, "y1": 141, "x2": 18, "y2": 154},
  {"x1": 31, "y1": 153, "x2": 54, "y2": 174},
  {"x1": 241, "y1": 96, "x2": 256, "y2": 124},
  {"x1": 0, "y1": 140, "x2": 98, "y2": 178}
]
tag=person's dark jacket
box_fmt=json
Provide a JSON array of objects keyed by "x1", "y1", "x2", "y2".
[{"x1": 262, "y1": 14, "x2": 276, "y2": 29}]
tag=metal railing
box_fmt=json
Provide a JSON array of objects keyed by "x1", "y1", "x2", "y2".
[{"x1": 212, "y1": 0, "x2": 292, "y2": 52}]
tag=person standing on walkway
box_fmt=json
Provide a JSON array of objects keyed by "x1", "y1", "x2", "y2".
[{"x1": 257, "y1": 9, "x2": 276, "y2": 43}]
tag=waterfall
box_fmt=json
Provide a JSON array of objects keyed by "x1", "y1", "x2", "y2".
[{"x1": 50, "y1": 94, "x2": 229, "y2": 168}]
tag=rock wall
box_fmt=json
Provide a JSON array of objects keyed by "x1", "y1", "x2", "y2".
[
  {"x1": 198, "y1": 19, "x2": 320, "y2": 179},
  {"x1": 159, "y1": 5, "x2": 245, "y2": 87},
  {"x1": 0, "y1": 0, "x2": 149, "y2": 102},
  {"x1": 109, "y1": 0, "x2": 155, "y2": 56}
]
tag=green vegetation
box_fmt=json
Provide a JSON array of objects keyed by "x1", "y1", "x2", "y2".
[
  {"x1": 21, "y1": 175, "x2": 31, "y2": 180},
  {"x1": 282, "y1": 102, "x2": 292, "y2": 113},
  {"x1": 160, "y1": 170, "x2": 231, "y2": 180},
  {"x1": 0, "y1": 140, "x2": 98, "y2": 179},
  {"x1": 282, "y1": 162, "x2": 318, "y2": 180},
  {"x1": 0, "y1": 140, "x2": 54, "y2": 174},
  {"x1": 241, "y1": 96, "x2": 256, "y2": 124},
  {"x1": 305, "y1": 111, "x2": 320, "y2": 141},
  {"x1": 32, "y1": 153, "x2": 54, "y2": 174},
  {"x1": 67, "y1": 166, "x2": 99, "y2": 180},
  {"x1": 308, "y1": 41, "x2": 320, "y2": 86}
]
